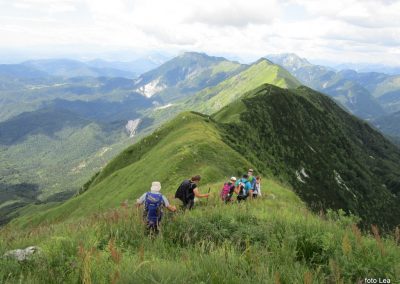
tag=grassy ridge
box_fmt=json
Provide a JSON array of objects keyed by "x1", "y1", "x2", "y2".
[
  {"x1": 142, "y1": 59, "x2": 301, "y2": 134},
  {"x1": 187, "y1": 59, "x2": 301, "y2": 114}
]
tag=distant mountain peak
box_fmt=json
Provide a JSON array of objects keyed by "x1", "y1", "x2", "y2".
[
  {"x1": 253, "y1": 57, "x2": 274, "y2": 65},
  {"x1": 132, "y1": 52, "x2": 243, "y2": 99},
  {"x1": 266, "y1": 53, "x2": 312, "y2": 70}
]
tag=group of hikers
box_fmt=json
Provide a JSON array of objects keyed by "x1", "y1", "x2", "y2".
[{"x1": 136, "y1": 169, "x2": 262, "y2": 233}]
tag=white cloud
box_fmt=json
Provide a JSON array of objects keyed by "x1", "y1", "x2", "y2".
[
  {"x1": 0, "y1": 0, "x2": 399, "y2": 65},
  {"x1": 185, "y1": 0, "x2": 280, "y2": 27}
]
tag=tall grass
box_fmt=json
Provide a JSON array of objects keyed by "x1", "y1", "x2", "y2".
[{"x1": 1, "y1": 192, "x2": 399, "y2": 283}]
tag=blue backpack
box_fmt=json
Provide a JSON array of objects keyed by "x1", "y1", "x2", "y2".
[{"x1": 144, "y1": 192, "x2": 163, "y2": 227}]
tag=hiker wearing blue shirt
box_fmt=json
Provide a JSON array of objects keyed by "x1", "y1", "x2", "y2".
[
  {"x1": 234, "y1": 174, "x2": 253, "y2": 202},
  {"x1": 136, "y1": 181, "x2": 176, "y2": 234},
  {"x1": 247, "y1": 169, "x2": 258, "y2": 198}
]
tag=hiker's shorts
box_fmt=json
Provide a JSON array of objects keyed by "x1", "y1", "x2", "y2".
[
  {"x1": 237, "y1": 195, "x2": 248, "y2": 202},
  {"x1": 146, "y1": 221, "x2": 160, "y2": 234},
  {"x1": 179, "y1": 198, "x2": 194, "y2": 210}
]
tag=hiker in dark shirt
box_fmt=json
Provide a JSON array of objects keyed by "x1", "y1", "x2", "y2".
[{"x1": 175, "y1": 175, "x2": 209, "y2": 209}]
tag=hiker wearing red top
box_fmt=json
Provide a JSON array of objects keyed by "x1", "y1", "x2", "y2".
[{"x1": 220, "y1": 177, "x2": 237, "y2": 203}]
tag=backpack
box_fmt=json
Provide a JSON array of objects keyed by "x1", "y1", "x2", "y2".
[
  {"x1": 220, "y1": 183, "x2": 232, "y2": 201},
  {"x1": 175, "y1": 180, "x2": 191, "y2": 202},
  {"x1": 237, "y1": 179, "x2": 248, "y2": 197},
  {"x1": 144, "y1": 192, "x2": 163, "y2": 227},
  {"x1": 248, "y1": 176, "x2": 257, "y2": 191}
]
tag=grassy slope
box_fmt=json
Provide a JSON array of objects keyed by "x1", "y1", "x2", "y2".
[
  {"x1": 189, "y1": 59, "x2": 301, "y2": 114},
  {"x1": 1, "y1": 175, "x2": 399, "y2": 283}
]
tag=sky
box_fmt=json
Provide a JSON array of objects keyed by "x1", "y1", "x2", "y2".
[{"x1": 0, "y1": 0, "x2": 399, "y2": 65}]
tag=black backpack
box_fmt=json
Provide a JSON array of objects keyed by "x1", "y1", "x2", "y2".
[
  {"x1": 237, "y1": 179, "x2": 247, "y2": 197},
  {"x1": 175, "y1": 180, "x2": 191, "y2": 202}
]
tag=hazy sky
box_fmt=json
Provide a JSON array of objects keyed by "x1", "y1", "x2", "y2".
[{"x1": 0, "y1": 0, "x2": 399, "y2": 64}]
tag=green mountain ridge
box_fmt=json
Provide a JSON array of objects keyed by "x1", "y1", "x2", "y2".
[
  {"x1": 189, "y1": 58, "x2": 301, "y2": 114},
  {"x1": 10, "y1": 111, "x2": 255, "y2": 226},
  {"x1": 12, "y1": 84, "x2": 400, "y2": 230},
  {"x1": 214, "y1": 84, "x2": 400, "y2": 228},
  {"x1": 143, "y1": 58, "x2": 301, "y2": 132}
]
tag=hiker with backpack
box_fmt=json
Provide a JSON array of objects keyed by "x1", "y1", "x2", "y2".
[
  {"x1": 220, "y1": 177, "x2": 237, "y2": 203},
  {"x1": 235, "y1": 174, "x2": 253, "y2": 202},
  {"x1": 136, "y1": 181, "x2": 176, "y2": 234},
  {"x1": 247, "y1": 169, "x2": 257, "y2": 196},
  {"x1": 253, "y1": 176, "x2": 262, "y2": 198},
  {"x1": 175, "y1": 175, "x2": 209, "y2": 210}
]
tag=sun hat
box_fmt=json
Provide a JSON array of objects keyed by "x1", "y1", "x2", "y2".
[
  {"x1": 230, "y1": 176, "x2": 237, "y2": 181},
  {"x1": 150, "y1": 181, "x2": 161, "y2": 192}
]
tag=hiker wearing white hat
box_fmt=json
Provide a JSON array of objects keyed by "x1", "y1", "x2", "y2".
[
  {"x1": 150, "y1": 181, "x2": 161, "y2": 192},
  {"x1": 136, "y1": 181, "x2": 176, "y2": 234},
  {"x1": 220, "y1": 176, "x2": 237, "y2": 203}
]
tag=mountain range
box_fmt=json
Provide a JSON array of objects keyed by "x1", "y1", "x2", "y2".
[
  {"x1": 335, "y1": 62, "x2": 400, "y2": 75},
  {"x1": 266, "y1": 54, "x2": 400, "y2": 120},
  {"x1": 1, "y1": 51, "x2": 400, "y2": 227}
]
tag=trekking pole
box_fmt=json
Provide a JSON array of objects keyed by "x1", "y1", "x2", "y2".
[{"x1": 206, "y1": 187, "x2": 211, "y2": 203}]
